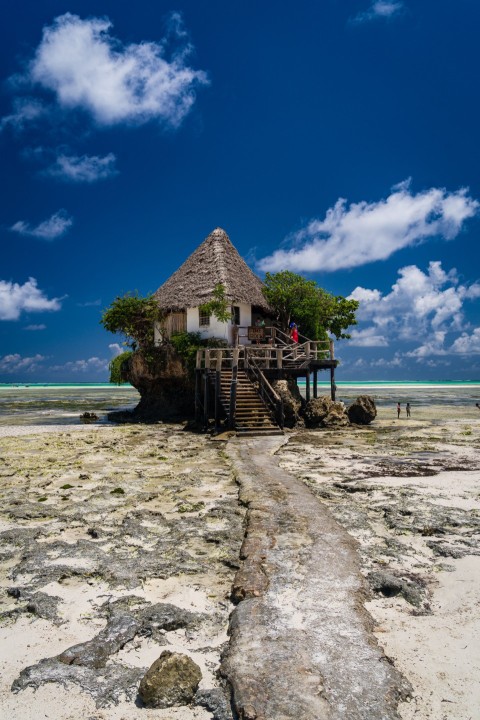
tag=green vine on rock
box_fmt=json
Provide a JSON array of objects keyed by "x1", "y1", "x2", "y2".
[{"x1": 109, "y1": 351, "x2": 133, "y2": 384}]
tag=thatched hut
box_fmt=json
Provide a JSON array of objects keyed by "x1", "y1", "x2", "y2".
[{"x1": 154, "y1": 227, "x2": 271, "y2": 344}]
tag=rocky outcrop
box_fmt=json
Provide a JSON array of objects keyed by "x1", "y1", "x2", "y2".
[
  {"x1": 347, "y1": 395, "x2": 377, "y2": 425},
  {"x1": 303, "y1": 396, "x2": 349, "y2": 428},
  {"x1": 109, "y1": 346, "x2": 195, "y2": 422},
  {"x1": 271, "y1": 378, "x2": 304, "y2": 428},
  {"x1": 139, "y1": 651, "x2": 202, "y2": 708}
]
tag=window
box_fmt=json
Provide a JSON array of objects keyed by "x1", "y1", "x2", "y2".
[
  {"x1": 199, "y1": 308, "x2": 210, "y2": 326},
  {"x1": 232, "y1": 306, "x2": 240, "y2": 325}
]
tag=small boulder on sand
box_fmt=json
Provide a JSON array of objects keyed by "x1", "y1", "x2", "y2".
[
  {"x1": 139, "y1": 650, "x2": 202, "y2": 708},
  {"x1": 347, "y1": 395, "x2": 377, "y2": 425},
  {"x1": 303, "y1": 396, "x2": 349, "y2": 428}
]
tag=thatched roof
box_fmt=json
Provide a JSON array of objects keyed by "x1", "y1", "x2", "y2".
[{"x1": 154, "y1": 228, "x2": 271, "y2": 312}]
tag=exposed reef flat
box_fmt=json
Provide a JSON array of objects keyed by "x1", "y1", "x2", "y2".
[
  {"x1": 1, "y1": 409, "x2": 479, "y2": 719},
  {"x1": 0, "y1": 425, "x2": 244, "y2": 720},
  {"x1": 276, "y1": 414, "x2": 480, "y2": 719}
]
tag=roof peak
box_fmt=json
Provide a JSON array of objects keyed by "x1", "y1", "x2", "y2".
[{"x1": 209, "y1": 227, "x2": 228, "y2": 237}]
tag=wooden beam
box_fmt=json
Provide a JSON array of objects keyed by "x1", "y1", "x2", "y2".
[
  {"x1": 313, "y1": 369, "x2": 318, "y2": 399},
  {"x1": 306, "y1": 371, "x2": 311, "y2": 402}
]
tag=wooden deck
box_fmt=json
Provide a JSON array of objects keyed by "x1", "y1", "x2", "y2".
[{"x1": 195, "y1": 332, "x2": 338, "y2": 433}]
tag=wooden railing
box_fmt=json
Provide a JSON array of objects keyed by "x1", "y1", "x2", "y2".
[
  {"x1": 244, "y1": 350, "x2": 284, "y2": 429},
  {"x1": 195, "y1": 339, "x2": 333, "y2": 371}
]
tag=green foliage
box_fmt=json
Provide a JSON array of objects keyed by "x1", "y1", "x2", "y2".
[
  {"x1": 108, "y1": 351, "x2": 133, "y2": 384},
  {"x1": 100, "y1": 293, "x2": 163, "y2": 349},
  {"x1": 199, "y1": 283, "x2": 231, "y2": 323},
  {"x1": 262, "y1": 270, "x2": 359, "y2": 340},
  {"x1": 170, "y1": 331, "x2": 228, "y2": 374}
]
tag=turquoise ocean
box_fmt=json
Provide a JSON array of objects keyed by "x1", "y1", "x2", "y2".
[{"x1": 0, "y1": 381, "x2": 479, "y2": 426}]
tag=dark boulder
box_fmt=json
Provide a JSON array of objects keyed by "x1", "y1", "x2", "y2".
[
  {"x1": 271, "y1": 379, "x2": 305, "y2": 428},
  {"x1": 303, "y1": 396, "x2": 349, "y2": 428},
  {"x1": 347, "y1": 395, "x2": 377, "y2": 425},
  {"x1": 139, "y1": 651, "x2": 202, "y2": 708}
]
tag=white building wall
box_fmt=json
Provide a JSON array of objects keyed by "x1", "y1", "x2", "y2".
[{"x1": 186, "y1": 303, "x2": 253, "y2": 344}]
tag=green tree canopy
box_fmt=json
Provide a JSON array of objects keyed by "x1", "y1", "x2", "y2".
[
  {"x1": 100, "y1": 293, "x2": 163, "y2": 349},
  {"x1": 262, "y1": 271, "x2": 359, "y2": 340}
]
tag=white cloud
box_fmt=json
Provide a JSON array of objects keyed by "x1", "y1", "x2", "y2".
[
  {"x1": 352, "y1": 1, "x2": 405, "y2": 24},
  {"x1": 0, "y1": 353, "x2": 45, "y2": 374},
  {"x1": 109, "y1": 343, "x2": 124, "y2": 357},
  {"x1": 348, "y1": 327, "x2": 389, "y2": 347},
  {"x1": 10, "y1": 210, "x2": 73, "y2": 240},
  {"x1": 257, "y1": 182, "x2": 479, "y2": 273},
  {"x1": 24, "y1": 324, "x2": 46, "y2": 331},
  {"x1": 348, "y1": 261, "x2": 480, "y2": 357},
  {"x1": 447, "y1": 329, "x2": 480, "y2": 355},
  {"x1": 50, "y1": 357, "x2": 108, "y2": 373},
  {"x1": 0, "y1": 97, "x2": 48, "y2": 131},
  {"x1": 19, "y1": 13, "x2": 208, "y2": 128},
  {"x1": 44, "y1": 152, "x2": 117, "y2": 182},
  {"x1": 77, "y1": 299, "x2": 101, "y2": 307},
  {"x1": 0, "y1": 277, "x2": 62, "y2": 320}
]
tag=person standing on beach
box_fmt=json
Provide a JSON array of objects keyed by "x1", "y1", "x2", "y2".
[
  {"x1": 397, "y1": 402, "x2": 401, "y2": 419},
  {"x1": 406, "y1": 402, "x2": 411, "y2": 418}
]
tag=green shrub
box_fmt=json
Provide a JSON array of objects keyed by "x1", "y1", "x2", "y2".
[{"x1": 109, "y1": 351, "x2": 133, "y2": 384}]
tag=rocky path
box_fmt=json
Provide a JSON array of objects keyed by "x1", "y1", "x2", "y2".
[{"x1": 222, "y1": 437, "x2": 410, "y2": 720}]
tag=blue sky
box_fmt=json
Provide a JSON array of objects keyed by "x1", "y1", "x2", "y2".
[{"x1": 1, "y1": 0, "x2": 480, "y2": 381}]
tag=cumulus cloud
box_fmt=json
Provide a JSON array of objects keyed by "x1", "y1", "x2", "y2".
[
  {"x1": 352, "y1": 1, "x2": 405, "y2": 24},
  {"x1": 50, "y1": 357, "x2": 108, "y2": 373},
  {"x1": 10, "y1": 13, "x2": 208, "y2": 128},
  {"x1": 449, "y1": 329, "x2": 480, "y2": 354},
  {"x1": 0, "y1": 353, "x2": 45, "y2": 374},
  {"x1": 109, "y1": 343, "x2": 124, "y2": 357},
  {"x1": 43, "y1": 152, "x2": 117, "y2": 182},
  {"x1": 257, "y1": 182, "x2": 479, "y2": 273},
  {"x1": 348, "y1": 327, "x2": 389, "y2": 347},
  {"x1": 24, "y1": 324, "x2": 46, "y2": 331},
  {"x1": 348, "y1": 261, "x2": 480, "y2": 356},
  {"x1": 10, "y1": 210, "x2": 73, "y2": 240},
  {"x1": 0, "y1": 277, "x2": 62, "y2": 320}
]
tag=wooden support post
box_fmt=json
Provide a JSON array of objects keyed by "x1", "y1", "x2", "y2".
[
  {"x1": 330, "y1": 365, "x2": 336, "y2": 401},
  {"x1": 277, "y1": 348, "x2": 283, "y2": 369},
  {"x1": 305, "y1": 342, "x2": 311, "y2": 359},
  {"x1": 195, "y1": 370, "x2": 201, "y2": 421},
  {"x1": 215, "y1": 371, "x2": 221, "y2": 430},
  {"x1": 306, "y1": 371, "x2": 311, "y2": 402},
  {"x1": 203, "y1": 371, "x2": 209, "y2": 430},
  {"x1": 232, "y1": 347, "x2": 239, "y2": 370},
  {"x1": 329, "y1": 339, "x2": 335, "y2": 361},
  {"x1": 313, "y1": 369, "x2": 318, "y2": 399}
]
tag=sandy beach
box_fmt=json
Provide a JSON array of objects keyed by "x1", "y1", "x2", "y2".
[{"x1": 1, "y1": 401, "x2": 479, "y2": 718}]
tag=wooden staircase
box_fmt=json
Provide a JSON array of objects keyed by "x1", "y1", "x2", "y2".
[{"x1": 216, "y1": 370, "x2": 283, "y2": 436}]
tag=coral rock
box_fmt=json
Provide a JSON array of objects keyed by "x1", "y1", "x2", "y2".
[
  {"x1": 347, "y1": 395, "x2": 377, "y2": 425},
  {"x1": 303, "y1": 396, "x2": 349, "y2": 428},
  {"x1": 139, "y1": 651, "x2": 202, "y2": 708}
]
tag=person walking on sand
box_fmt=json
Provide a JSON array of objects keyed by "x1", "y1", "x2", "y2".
[
  {"x1": 406, "y1": 402, "x2": 411, "y2": 418},
  {"x1": 397, "y1": 402, "x2": 401, "y2": 419}
]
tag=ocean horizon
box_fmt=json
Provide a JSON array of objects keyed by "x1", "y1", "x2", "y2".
[
  {"x1": 1, "y1": 380, "x2": 479, "y2": 427},
  {"x1": 2, "y1": 380, "x2": 480, "y2": 389}
]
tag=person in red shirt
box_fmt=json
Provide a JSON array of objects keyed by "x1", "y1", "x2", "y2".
[{"x1": 290, "y1": 322, "x2": 299, "y2": 343}]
